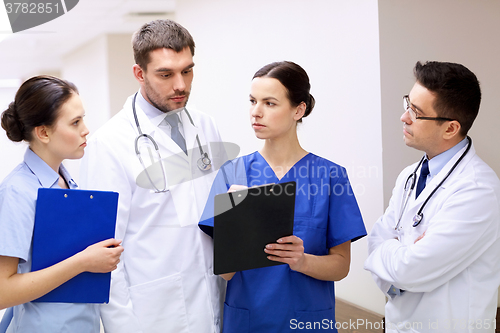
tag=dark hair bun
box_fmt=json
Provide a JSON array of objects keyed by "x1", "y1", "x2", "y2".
[
  {"x1": 1, "y1": 75, "x2": 78, "y2": 143},
  {"x1": 253, "y1": 61, "x2": 314, "y2": 123},
  {"x1": 303, "y1": 94, "x2": 315, "y2": 119},
  {"x1": 1, "y1": 102, "x2": 24, "y2": 142}
]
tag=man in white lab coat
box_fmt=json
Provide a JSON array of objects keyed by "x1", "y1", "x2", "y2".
[
  {"x1": 80, "y1": 20, "x2": 226, "y2": 333},
  {"x1": 365, "y1": 61, "x2": 500, "y2": 333}
]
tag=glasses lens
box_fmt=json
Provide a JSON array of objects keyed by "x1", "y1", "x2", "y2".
[{"x1": 404, "y1": 96, "x2": 416, "y2": 121}]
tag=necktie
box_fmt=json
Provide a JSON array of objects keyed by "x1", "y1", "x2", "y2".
[
  {"x1": 164, "y1": 114, "x2": 187, "y2": 155},
  {"x1": 415, "y1": 159, "x2": 429, "y2": 198}
]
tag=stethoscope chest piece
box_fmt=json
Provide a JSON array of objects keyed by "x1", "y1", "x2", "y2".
[
  {"x1": 412, "y1": 213, "x2": 423, "y2": 227},
  {"x1": 197, "y1": 153, "x2": 212, "y2": 171}
]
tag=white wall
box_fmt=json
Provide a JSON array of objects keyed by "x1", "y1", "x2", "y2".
[
  {"x1": 0, "y1": 88, "x2": 26, "y2": 181},
  {"x1": 61, "y1": 33, "x2": 137, "y2": 184},
  {"x1": 61, "y1": 35, "x2": 110, "y2": 183},
  {"x1": 176, "y1": 0, "x2": 386, "y2": 314},
  {"x1": 63, "y1": 35, "x2": 111, "y2": 139},
  {"x1": 106, "y1": 34, "x2": 138, "y2": 118}
]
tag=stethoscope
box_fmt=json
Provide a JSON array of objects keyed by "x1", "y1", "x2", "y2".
[
  {"x1": 132, "y1": 92, "x2": 212, "y2": 193},
  {"x1": 395, "y1": 136, "x2": 472, "y2": 230}
]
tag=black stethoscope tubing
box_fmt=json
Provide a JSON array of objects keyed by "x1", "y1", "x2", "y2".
[{"x1": 396, "y1": 136, "x2": 472, "y2": 229}]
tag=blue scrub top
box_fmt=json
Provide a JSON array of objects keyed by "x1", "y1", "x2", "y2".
[
  {"x1": 199, "y1": 152, "x2": 366, "y2": 333},
  {"x1": 0, "y1": 148, "x2": 99, "y2": 333}
]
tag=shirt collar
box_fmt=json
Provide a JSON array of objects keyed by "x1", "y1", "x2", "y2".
[
  {"x1": 427, "y1": 137, "x2": 468, "y2": 178},
  {"x1": 23, "y1": 148, "x2": 78, "y2": 189},
  {"x1": 136, "y1": 91, "x2": 184, "y2": 128},
  {"x1": 60, "y1": 164, "x2": 78, "y2": 188}
]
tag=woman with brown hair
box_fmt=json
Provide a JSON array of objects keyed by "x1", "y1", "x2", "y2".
[
  {"x1": 200, "y1": 61, "x2": 366, "y2": 332},
  {"x1": 0, "y1": 75, "x2": 123, "y2": 333}
]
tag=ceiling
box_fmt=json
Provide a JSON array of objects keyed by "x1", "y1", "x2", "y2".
[{"x1": 0, "y1": 0, "x2": 175, "y2": 81}]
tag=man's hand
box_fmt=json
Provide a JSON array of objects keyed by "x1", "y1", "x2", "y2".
[{"x1": 414, "y1": 231, "x2": 426, "y2": 244}]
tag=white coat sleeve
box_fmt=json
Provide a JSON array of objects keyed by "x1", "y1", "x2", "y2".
[
  {"x1": 365, "y1": 171, "x2": 405, "y2": 296},
  {"x1": 80, "y1": 135, "x2": 142, "y2": 333},
  {"x1": 364, "y1": 181, "x2": 500, "y2": 293}
]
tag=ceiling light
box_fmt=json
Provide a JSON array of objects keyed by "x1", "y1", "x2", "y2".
[{"x1": 124, "y1": 11, "x2": 175, "y2": 21}]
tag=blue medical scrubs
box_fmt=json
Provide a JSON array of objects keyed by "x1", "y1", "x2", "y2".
[
  {"x1": 0, "y1": 148, "x2": 100, "y2": 333},
  {"x1": 199, "y1": 152, "x2": 366, "y2": 333}
]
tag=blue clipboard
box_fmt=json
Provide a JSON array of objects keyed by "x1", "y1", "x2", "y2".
[{"x1": 31, "y1": 188, "x2": 119, "y2": 303}]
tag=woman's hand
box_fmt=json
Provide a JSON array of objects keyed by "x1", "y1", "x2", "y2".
[
  {"x1": 0, "y1": 238, "x2": 124, "y2": 309},
  {"x1": 264, "y1": 235, "x2": 306, "y2": 272},
  {"x1": 76, "y1": 238, "x2": 124, "y2": 273},
  {"x1": 227, "y1": 185, "x2": 248, "y2": 193},
  {"x1": 220, "y1": 272, "x2": 236, "y2": 281},
  {"x1": 265, "y1": 238, "x2": 351, "y2": 281}
]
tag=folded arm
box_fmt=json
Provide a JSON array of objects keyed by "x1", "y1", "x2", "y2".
[{"x1": 365, "y1": 185, "x2": 499, "y2": 293}]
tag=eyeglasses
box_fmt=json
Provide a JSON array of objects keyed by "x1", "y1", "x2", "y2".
[{"x1": 403, "y1": 95, "x2": 455, "y2": 122}]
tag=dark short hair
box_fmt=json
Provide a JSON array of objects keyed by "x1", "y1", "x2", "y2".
[
  {"x1": 132, "y1": 19, "x2": 195, "y2": 70},
  {"x1": 253, "y1": 61, "x2": 315, "y2": 122},
  {"x1": 414, "y1": 61, "x2": 481, "y2": 136},
  {"x1": 1, "y1": 75, "x2": 78, "y2": 142}
]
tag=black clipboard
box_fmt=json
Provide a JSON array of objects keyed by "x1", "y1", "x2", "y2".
[
  {"x1": 31, "y1": 188, "x2": 118, "y2": 303},
  {"x1": 213, "y1": 181, "x2": 296, "y2": 275}
]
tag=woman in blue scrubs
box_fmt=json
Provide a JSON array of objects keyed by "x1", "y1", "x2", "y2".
[
  {"x1": 0, "y1": 76, "x2": 124, "y2": 333},
  {"x1": 199, "y1": 61, "x2": 367, "y2": 332}
]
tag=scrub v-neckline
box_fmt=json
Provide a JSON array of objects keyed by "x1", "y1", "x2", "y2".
[{"x1": 255, "y1": 151, "x2": 311, "y2": 182}]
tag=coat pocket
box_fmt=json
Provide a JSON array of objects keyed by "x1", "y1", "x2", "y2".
[
  {"x1": 129, "y1": 273, "x2": 189, "y2": 333},
  {"x1": 222, "y1": 302, "x2": 249, "y2": 333}
]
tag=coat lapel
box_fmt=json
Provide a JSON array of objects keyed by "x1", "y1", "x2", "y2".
[{"x1": 406, "y1": 143, "x2": 475, "y2": 212}]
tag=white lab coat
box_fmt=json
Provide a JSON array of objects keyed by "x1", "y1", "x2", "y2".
[
  {"x1": 80, "y1": 94, "x2": 227, "y2": 333},
  {"x1": 365, "y1": 143, "x2": 500, "y2": 333}
]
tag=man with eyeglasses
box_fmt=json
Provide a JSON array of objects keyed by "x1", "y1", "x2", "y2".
[{"x1": 365, "y1": 61, "x2": 500, "y2": 332}]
